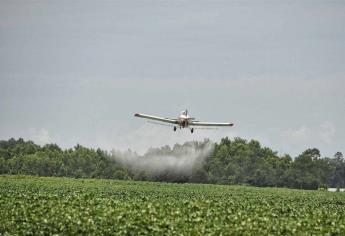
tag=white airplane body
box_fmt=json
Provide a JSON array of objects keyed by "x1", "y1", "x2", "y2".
[{"x1": 134, "y1": 110, "x2": 233, "y2": 133}]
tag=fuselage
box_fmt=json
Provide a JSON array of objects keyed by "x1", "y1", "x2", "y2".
[{"x1": 177, "y1": 110, "x2": 193, "y2": 128}]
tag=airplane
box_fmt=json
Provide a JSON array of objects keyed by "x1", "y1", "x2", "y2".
[{"x1": 134, "y1": 110, "x2": 234, "y2": 133}]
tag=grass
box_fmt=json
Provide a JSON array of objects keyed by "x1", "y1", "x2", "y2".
[{"x1": 0, "y1": 175, "x2": 345, "y2": 235}]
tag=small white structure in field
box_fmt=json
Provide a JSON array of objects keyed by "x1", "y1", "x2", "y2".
[{"x1": 328, "y1": 188, "x2": 345, "y2": 192}]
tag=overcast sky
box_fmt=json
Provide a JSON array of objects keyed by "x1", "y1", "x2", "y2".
[{"x1": 1, "y1": 0, "x2": 344, "y2": 157}]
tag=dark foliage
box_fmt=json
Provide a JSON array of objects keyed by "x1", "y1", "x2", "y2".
[{"x1": 0, "y1": 137, "x2": 343, "y2": 189}]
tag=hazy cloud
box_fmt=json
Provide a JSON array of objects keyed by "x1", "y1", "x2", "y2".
[
  {"x1": 30, "y1": 128, "x2": 52, "y2": 145},
  {"x1": 319, "y1": 121, "x2": 336, "y2": 144},
  {"x1": 283, "y1": 126, "x2": 309, "y2": 143}
]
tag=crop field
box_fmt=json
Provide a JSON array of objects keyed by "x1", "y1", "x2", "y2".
[{"x1": 0, "y1": 176, "x2": 345, "y2": 235}]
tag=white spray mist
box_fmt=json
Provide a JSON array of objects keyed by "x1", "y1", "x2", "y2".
[{"x1": 111, "y1": 139, "x2": 214, "y2": 175}]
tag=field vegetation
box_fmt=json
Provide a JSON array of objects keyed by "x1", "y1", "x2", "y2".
[{"x1": 1, "y1": 176, "x2": 345, "y2": 235}]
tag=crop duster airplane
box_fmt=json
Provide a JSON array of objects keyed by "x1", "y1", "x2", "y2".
[{"x1": 134, "y1": 110, "x2": 234, "y2": 133}]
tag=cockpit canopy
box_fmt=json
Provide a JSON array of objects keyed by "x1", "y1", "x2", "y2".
[{"x1": 181, "y1": 110, "x2": 187, "y2": 116}]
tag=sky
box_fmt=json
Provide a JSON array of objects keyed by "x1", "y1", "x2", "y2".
[{"x1": 0, "y1": 0, "x2": 344, "y2": 157}]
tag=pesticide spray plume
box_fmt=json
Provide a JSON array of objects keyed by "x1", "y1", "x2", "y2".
[{"x1": 111, "y1": 139, "x2": 215, "y2": 178}]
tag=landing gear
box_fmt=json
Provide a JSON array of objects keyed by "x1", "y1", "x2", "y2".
[
  {"x1": 173, "y1": 126, "x2": 177, "y2": 132},
  {"x1": 191, "y1": 128, "x2": 194, "y2": 133}
]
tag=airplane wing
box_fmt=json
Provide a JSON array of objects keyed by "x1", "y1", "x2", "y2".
[
  {"x1": 190, "y1": 121, "x2": 234, "y2": 127},
  {"x1": 134, "y1": 113, "x2": 179, "y2": 125}
]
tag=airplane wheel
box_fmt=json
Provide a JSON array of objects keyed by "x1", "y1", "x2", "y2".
[
  {"x1": 191, "y1": 128, "x2": 194, "y2": 133},
  {"x1": 173, "y1": 126, "x2": 177, "y2": 131}
]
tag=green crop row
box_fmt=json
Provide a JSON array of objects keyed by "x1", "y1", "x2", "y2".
[{"x1": 0, "y1": 175, "x2": 345, "y2": 235}]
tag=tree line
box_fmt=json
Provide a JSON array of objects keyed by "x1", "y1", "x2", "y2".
[{"x1": 0, "y1": 137, "x2": 344, "y2": 190}]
